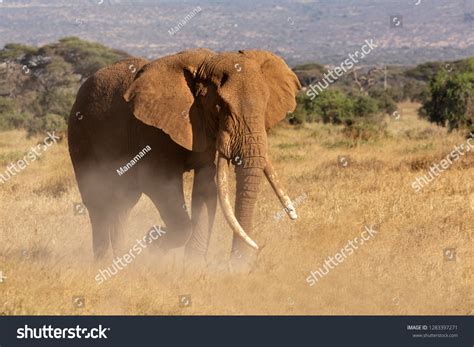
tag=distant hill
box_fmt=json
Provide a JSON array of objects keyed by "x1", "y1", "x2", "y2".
[{"x1": 0, "y1": 0, "x2": 473, "y2": 65}]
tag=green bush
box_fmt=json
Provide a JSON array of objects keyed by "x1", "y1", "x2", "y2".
[
  {"x1": 421, "y1": 68, "x2": 474, "y2": 131},
  {"x1": 0, "y1": 113, "x2": 33, "y2": 131},
  {"x1": 352, "y1": 95, "x2": 379, "y2": 119},
  {"x1": 293, "y1": 89, "x2": 386, "y2": 142},
  {"x1": 386, "y1": 86, "x2": 405, "y2": 103},
  {"x1": 402, "y1": 80, "x2": 429, "y2": 102},
  {"x1": 0, "y1": 96, "x2": 16, "y2": 115},
  {"x1": 368, "y1": 88, "x2": 398, "y2": 115},
  {"x1": 344, "y1": 95, "x2": 385, "y2": 142},
  {"x1": 0, "y1": 43, "x2": 38, "y2": 60},
  {"x1": 0, "y1": 97, "x2": 32, "y2": 131},
  {"x1": 405, "y1": 61, "x2": 444, "y2": 82},
  {"x1": 311, "y1": 89, "x2": 354, "y2": 125},
  {"x1": 31, "y1": 88, "x2": 76, "y2": 120},
  {"x1": 26, "y1": 113, "x2": 67, "y2": 137},
  {"x1": 296, "y1": 89, "x2": 383, "y2": 123}
]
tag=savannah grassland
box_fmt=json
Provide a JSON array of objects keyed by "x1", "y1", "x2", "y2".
[{"x1": 0, "y1": 102, "x2": 472, "y2": 315}]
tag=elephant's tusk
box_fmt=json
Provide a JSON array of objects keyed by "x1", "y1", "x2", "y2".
[
  {"x1": 264, "y1": 158, "x2": 298, "y2": 220},
  {"x1": 216, "y1": 153, "x2": 259, "y2": 250}
]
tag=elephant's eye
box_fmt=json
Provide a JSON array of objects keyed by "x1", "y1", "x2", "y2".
[{"x1": 195, "y1": 83, "x2": 207, "y2": 97}]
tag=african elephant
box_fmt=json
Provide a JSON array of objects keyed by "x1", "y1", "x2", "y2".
[{"x1": 68, "y1": 48, "x2": 301, "y2": 267}]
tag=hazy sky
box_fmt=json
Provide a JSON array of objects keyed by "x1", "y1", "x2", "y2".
[{"x1": 0, "y1": 0, "x2": 473, "y2": 64}]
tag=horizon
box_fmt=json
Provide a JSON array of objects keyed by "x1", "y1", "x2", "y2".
[{"x1": 0, "y1": 0, "x2": 473, "y2": 65}]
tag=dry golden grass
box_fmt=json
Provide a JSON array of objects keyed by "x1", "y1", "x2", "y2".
[{"x1": 0, "y1": 102, "x2": 472, "y2": 315}]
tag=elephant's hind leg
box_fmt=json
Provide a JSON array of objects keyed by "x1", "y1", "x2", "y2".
[
  {"x1": 84, "y1": 180, "x2": 141, "y2": 260},
  {"x1": 88, "y1": 206, "x2": 113, "y2": 260},
  {"x1": 87, "y1": 203, "x2": 129, "y2": 260}
]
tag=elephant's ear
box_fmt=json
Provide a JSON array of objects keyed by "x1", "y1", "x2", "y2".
[
  {"x1": 238, "y1": 50, "x2": 302, "y2": 129},
  {"x1": 123, "y1": 49, "x2": 214, "y2": 152}
]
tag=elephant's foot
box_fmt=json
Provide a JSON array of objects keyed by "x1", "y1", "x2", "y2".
[
  {"x1": 228, "y1": 259, "x2": 253, "y2": 275},
  {"x1": 110, "y1": 234, "x2": 127, "y2": 259},
  {"x1": 93, "y1": 236, "x2": 110, "y2": 261},
  {"x1": 183, "y1": 225, "x2": 211, "y2": 272},
  {"x1": 229, "y1": 244, "x2": 259, "y2": 274},
  {"x1": 225, "y1": 235, "x2": 261, "y2": 273},
  {"x1": 183, "y1": 247, "x2": 208, "y2": 276},
  {"x1": 93, "y1": 248, "x2": 109, "y2": 262}
]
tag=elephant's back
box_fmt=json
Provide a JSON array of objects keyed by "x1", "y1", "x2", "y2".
[
  {"x1": 72, "y1": 57, "x2": 148, "y2": 123},
  {"x1": 68, "y1": 58, "x2": 149, "y2": 182}
]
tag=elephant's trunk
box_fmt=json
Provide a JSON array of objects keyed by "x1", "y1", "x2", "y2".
[
  {"x1": 217, "y1": 153, "x2": 259, "y2": 249},
  {"x1": 231, "y1": 133, "x2": 267, "y2": 254},
  {"x1": 216, "y1": 122, "x2": 297, "y2": 257},
  {"x1": 233, "y1": 163, "x2": 264, "y2": 253}
]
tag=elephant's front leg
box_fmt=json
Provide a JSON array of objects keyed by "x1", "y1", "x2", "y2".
[{"x1": 185, "y1": 162, "x2": 217, "y2": 264}]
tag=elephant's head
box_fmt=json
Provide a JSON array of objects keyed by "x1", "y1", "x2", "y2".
[{"x1": 123, "y1": 48, "x2": 301, "y2": 254}]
